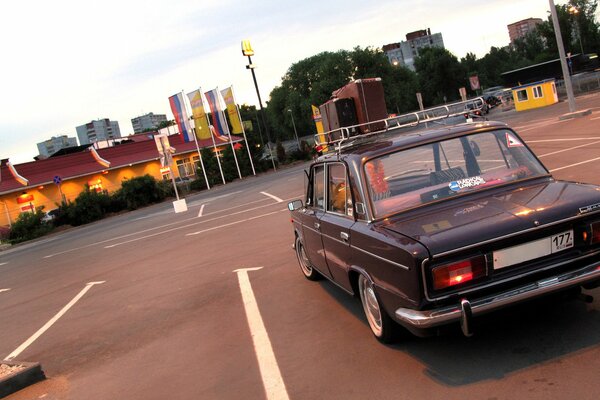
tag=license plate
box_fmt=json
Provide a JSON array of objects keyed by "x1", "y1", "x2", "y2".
[
  {"x1": 493, "y1": 230, "x2": 574, "y2": 270},
  {"x1": 551, "y1": 230, "x2": 573, "y2": 252}
]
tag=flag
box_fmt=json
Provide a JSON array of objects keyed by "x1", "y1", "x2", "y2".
[
  {"x1": 168, "y1": 93, "x2": 193, "y2": 142},
  {"x1": 204, "y1": 89, "x2": 230, "y2": 142},
  {"x1": 220, "y1": 87, "x2": 243, "y2": 134},
  {"x1": 186, "y1": 89, "x2": 211, "y2": 140}
]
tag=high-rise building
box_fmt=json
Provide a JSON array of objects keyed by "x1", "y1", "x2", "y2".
[
  {"x1": 76, "y1": 119, "x2": 121, "y2": 145},
  {"x1": 382, "y1": 28, "x2": 445, "y2": 71},
  {"x1": 131, "y1": 112, "x2": 168, "y2": 134},
  {"x1": 507, "y1": 18, "x2": 543, "y2": 44},
  {"x1": 36, "y1": 135, "x2": 78, "y2": 158}
]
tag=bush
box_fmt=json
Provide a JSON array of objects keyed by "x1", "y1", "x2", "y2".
[
  {"x1": 114, "y1": 175, "x2": 164, "y2": 210},
  {"x1": 61, "y1": 187, "x2": 112, "y2": 226},
  {"x1": 8, "y1": 207, "x2": 52, "y2": 244}
]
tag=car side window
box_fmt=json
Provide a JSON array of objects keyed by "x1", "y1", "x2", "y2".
[
  {"x1": 327, "y1": 163, "x2": 350, "y2": 216},
  {"x1": 312, "y1": 165, "x2": 325, "y2": 210}
]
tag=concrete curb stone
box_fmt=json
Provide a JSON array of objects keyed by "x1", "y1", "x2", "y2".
[{"x1": 0, "y1": 361, "x2": 45, "y2": 398}]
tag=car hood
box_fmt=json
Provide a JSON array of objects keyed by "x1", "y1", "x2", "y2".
[{"x1": 381, "y1": 180, "x2": 600, "y2": 256}]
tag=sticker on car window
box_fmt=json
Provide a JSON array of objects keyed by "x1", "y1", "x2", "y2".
[
  {"x1": 449, "y1": 176, "x2": 486, "y2": 191},
  {"x1": 506, "y1": 132, "x2": 524, "y2": 147}
]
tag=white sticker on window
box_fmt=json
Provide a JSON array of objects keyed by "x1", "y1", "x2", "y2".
[
  {"x1": 506, "y1": 132, "x2": 524, "y2": 147},
  {"x1": 449, "y1": 176, "x2": 486, "y2": 191}
]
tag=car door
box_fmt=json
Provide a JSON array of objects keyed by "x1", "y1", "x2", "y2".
[
  {"x1": 320, "y1": 162, "x2": 355, "y2": 291},
  {"x1": 301, "y1": 164, "x2": 333, "y2": 278}
]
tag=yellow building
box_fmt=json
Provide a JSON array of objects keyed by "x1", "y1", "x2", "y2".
[
  {"x1": 512, "y1": 79, "x2": 558, "y2": 112},
  {"x1": 0, "y1": 134, "x2": 241, "y2": 229}
]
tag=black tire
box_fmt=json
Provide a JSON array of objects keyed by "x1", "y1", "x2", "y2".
[
  {"x1": 295, "y1": 236, "x2": 321, "y2": 281},
  {"x1": 358, "y1": 274, "x2": 399, "y2": 344}
]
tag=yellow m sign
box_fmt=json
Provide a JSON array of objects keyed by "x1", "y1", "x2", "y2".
[{"x1": 241, "y1": 39, "x2": 254, "y2": 56}]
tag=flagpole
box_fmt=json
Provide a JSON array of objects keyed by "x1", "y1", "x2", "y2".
[
  {"x1": 203, "y1": 89, "x2": 226, "y2": 185},
  {"x1": 183, "y1": 90, "x2": 211, "y2": 190},
  {"x1": 217, "y1": 87, "x2": 242, "y2": 180},
  {"x1": 210, "y1": 125, "x2": 226, "y2": 185},
  {"x1": 231, "y1": 85, "x2": 256, "y2": 175}
]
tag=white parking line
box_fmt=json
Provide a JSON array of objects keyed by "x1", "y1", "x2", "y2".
[
  {"x1": 591, "y1": 116, "x2": 600, "y2": 121},
  {"x1": 528, "y1": 137, "x2": 600, "y2": 143},
  {"x1": 186, "y1": 210, "x2": 283, "y2": 236},
  {"x1": 260, "y1": 192, "x2": 284, "y2": 203},
  {"x1": 0, "y1": 288, "x2": 10, "y2": 293},
  {"x1": 539, "y1": 139, "x2": 600, "y2": 158},
  {"x1": 0, "y1": 262, "x2": 7, "y2": 266},
  {"x1": 5, "y1": 281, "x2": 105, "y2": 361},
  {"x1": 550, "y1": 156, "x2": 600, "y2": 172},
  {"x1": 234, "y1": 267, "x2": 290, "y2": 400},
  {"x1": 198, "y1": 204, "x2": 206, "y2": 218}
]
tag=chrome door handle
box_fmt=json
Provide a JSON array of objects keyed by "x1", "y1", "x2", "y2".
[
  {"x1": 314, "y1": 222, "x2": 320, "y2": 230},
  {"x1": 340, "y1": 232, "x2": 349, "y2": 242}
]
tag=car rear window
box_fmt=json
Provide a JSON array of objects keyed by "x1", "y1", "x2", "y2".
[{"x1": 364, "y1": 129, "x2": 548, "y2": 218}]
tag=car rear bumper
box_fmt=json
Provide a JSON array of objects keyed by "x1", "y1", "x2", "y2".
[{"x1": 395, "y1": 262, "x2": 600, "y2": 334}]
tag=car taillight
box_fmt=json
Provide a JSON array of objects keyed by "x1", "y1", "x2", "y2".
[{"x1": 432, "y1": 255, "x2": 486, "y2": 291}]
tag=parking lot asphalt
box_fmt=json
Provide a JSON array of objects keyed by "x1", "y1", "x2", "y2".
[{"x1": 2, "y1": 93, "x2": 600, "y2": 400}]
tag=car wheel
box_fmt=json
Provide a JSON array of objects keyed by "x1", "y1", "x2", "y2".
[
  {"x1": 358, "y1": 274, "x2": 398, "y2": 343},
  {"x1": 295, "y1": 236, "x2": 321, "y2": 281}
]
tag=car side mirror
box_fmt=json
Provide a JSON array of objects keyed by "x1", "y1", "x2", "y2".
[{"x1": 288, "y1": 200, "x2": 303, "y2": 211}]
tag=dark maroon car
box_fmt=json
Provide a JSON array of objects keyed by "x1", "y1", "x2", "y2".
[{"x1": 288, "y1": 120, "x2": 600, "y2": 343}]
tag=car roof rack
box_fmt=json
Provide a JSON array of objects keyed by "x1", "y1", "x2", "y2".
[{"x1": 315, "y1": 97, "x2": 486, "y2": 153}]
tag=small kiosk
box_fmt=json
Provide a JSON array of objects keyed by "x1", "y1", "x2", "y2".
[{"x1": 512, "y1": 79, "x2": 559, "y2": 112}]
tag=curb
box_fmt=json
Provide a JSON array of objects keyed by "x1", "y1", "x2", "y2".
[
  {"x1": 0, "y1": 361, "x2": 45, "y2": 398},
  {"x1": 558, "y1": 109, "x2": 592, "y2": 120}
]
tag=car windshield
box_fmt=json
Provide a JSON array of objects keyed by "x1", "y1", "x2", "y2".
[{"x1": 364, "y1": 129, "x2": 548, "y2": 218}]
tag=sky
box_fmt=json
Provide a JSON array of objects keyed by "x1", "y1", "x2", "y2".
[{"x1": 0, "y1": 0, "x2": 585, "y2": 164}]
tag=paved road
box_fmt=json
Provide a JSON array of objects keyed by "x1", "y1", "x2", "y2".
[{"x1": 2, "y1": 94, "x2": 600, "y2": 399}]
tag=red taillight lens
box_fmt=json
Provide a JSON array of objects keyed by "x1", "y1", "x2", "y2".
[
  {"x1": 591, "y1": 222, "x2": 600, "y2": 244},
  {"x1": 432, "y1": 256, "x2": 486, "y2": 290}
]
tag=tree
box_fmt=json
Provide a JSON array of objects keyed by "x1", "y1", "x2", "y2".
[
  {"x1": 265, "y1": 47, "x2": 418, "y2": 142},
  {"x1": 414, "y1": 47, "x2": 466, "y2": 105}
]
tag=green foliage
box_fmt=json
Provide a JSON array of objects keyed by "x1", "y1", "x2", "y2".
[
  {"x1": 114, "y1": 175, "x2": 166, "y2": 210},
  {"x1": 59, "y1": 187, "x2": 113, "y2": 226},
  {"x1": 266, "y1": 47, "x2": 418, "y2": 143},
  {"x1": 415, "y1": 47, "x2": 466, "y2": 106},
  {"x1": 8, "y1": 207, "x2": 52, "y2": 244}
]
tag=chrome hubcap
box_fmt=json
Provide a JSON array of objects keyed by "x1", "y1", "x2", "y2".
[
  {"x1": 359, "y1": 275, "x2": 383, "y2": 336},
  {"x1": 297, "y1": 242, "x2": 313, "y2": 276}
]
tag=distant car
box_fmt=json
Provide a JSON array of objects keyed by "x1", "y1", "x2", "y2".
[
  {"x1": 288, "y1": 110, "x2": 600, "y2": 343},
  {"x1": 42, "y1": 209, "x2": 59, "y2": 223},
  {"x1": 463, "y1": 102, "x2": 487, "y2": 118}
]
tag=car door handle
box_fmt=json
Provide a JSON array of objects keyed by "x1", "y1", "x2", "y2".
[
  {"x1": 340, "y1": 232, "x2": 349, "y2": 242},
  {"x1": 314, "y1": 222, "x2": 320, "y2": 230}
]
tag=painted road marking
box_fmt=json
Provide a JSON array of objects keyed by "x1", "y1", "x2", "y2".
[
  {"x1": 550, "y1": 156, "x2": 600, "y2": 172},
  {"x1": 0, "y1": 288, "x2": 10, "y2": 293},
  {"x1": 261, "y1": 192, "x2": 284, "y2": 203},
  {"x1": 43, "y1": 194, "x2": 301, "y2": 259},
  {"x1": 528, "y1": 137, "x2": 600, "y2": 143},
  {"x1": 539, "y1": 139, "x2": 600, "y2": 158},
  {"x1": 5, "y1": 281, "x2": 105, "y2": 361},
  {"x1": 591, "y1": 116, "x2": 600, "y2": 121},
  {"x1": 234, "y1": 267, "x2": 290, "y2": 400},
  {"x1": 0, "y1": 262, "x2": 7, "y2": 266},
  {"x1": 186, "y1": 210, "x2": 283, "y2": 236},
  {"x1": 198, "y1": 204, "x2": 206, "y2": 218}
]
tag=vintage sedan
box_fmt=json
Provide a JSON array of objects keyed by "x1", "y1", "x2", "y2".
[{"x1": 288, "y1": 120, "x2": 600, "y2": 343}]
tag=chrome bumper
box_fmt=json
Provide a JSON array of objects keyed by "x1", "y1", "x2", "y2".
[{"x1": 395, "y1": 262, "x2": 600, "y2": 333}]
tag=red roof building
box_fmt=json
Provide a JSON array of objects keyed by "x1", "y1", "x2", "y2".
[{"x1": 0, "y1": 134, "x2": 243, "y2": 227}]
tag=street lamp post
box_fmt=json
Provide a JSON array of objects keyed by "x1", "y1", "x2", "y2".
[
  {"x1": 242, "y1": 40, "x2": 276, "y2": 171},
  {"x1": 287, "y1": 109, "x2": 300, "y2": 150},
  {"x1": 568, "y1": 5, "x2": 585, "y2": 55},
  {"x1": 549, "y1": 0, "x2": 577, "y2": 113}
]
